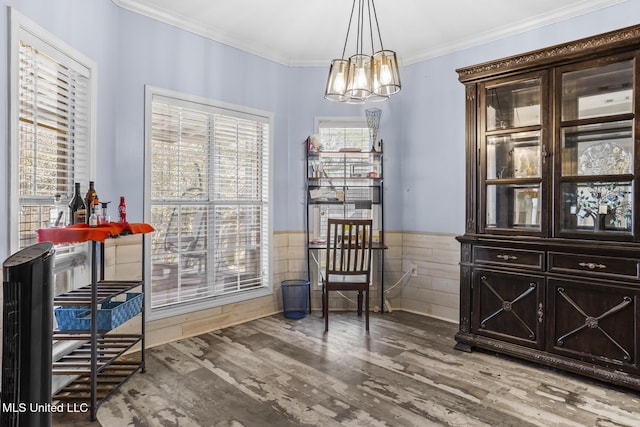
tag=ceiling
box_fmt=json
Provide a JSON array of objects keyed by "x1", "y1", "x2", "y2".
[{"x1": 114, "y1": 0, "x2": 625, "y2": 66}]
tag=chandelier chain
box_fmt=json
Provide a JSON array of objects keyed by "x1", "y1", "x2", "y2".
[
  {"x1": 367, "y1": 0, "x2": 375, "y2": 54},
  {"x1": 356, "y1": 0, "x2": 364, "y2": 55},
  {"x1": 370, "y1": 0, "x2": 384, "y2": 51},
  {"x1": 341, "y1": 0, "x2": 357, "y2": 59}
]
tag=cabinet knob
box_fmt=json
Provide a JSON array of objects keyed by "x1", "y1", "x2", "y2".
[
  {"x1": 496, "y1": 254, "x2": 518, "y2": 261},
  {"x1": 578, "y1": 262, "x2": 606, "y2": 270}
]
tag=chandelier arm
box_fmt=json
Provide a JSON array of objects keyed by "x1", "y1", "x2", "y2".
[
  {"x1": 370, "y1": 0, "x2": 384, "y2": 51},
  {"x1": 341, "y1": 0, "x2": 358, "y2": 59},
  {"x1": 367, "y1": 0, "x2": 375, "y2": 54},
  {"x1": 355, "y1": 0, "x2": 363, "y2": 55}
]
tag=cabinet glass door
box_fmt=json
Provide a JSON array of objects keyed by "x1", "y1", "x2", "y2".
[
  {"x1": 486, "y1": 79, "x2": 541, "y2": 130},
  {"x1": 558, "y1": 59, "x2": 635, "y2": 237},
  {"x1": 482, "y1": 75, "x2": 546, "y2": 233}
]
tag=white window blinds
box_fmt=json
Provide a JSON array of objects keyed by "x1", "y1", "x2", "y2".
[
  {"x1": 149, "y1": 95, "x2": 270, "y2": 310},
  {"x1": 16, "y1": 40, "x2": 91, "y2": 249}
]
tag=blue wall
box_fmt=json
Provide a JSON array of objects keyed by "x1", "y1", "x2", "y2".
[
  {"x1": 113, "y1": 7, "x2": 290, "y2": 227},
  {"x1": 397, "y1": 1, "x2": 639, "y2": 234},
  {"x1": 0, "y1": 0, "x2": 638, "y2": 261}
]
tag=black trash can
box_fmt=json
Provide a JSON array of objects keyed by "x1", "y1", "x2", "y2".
[
  {"x1": 2, "y1": 242, "x2": 55, "y2": 427},
  {"x1": 281, "y1": 279, "x2": 310, "y2": 319}
]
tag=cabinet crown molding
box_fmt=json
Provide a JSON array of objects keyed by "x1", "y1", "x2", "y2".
[{"x1": 457, "y1": 24, "x2": 640, "y2": 82}]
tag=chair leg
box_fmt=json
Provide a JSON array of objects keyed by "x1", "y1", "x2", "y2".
[
  {"x1": 365, "y1": 289, "x2": 370, "y2": 332},
  {"x1": 357, "y1": 291, "x2": 363, "y2": 316}
]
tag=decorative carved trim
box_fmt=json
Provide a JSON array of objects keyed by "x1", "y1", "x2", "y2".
[
  {"x1": 465, "y1": 85, "x2": 475, "y2": 101},
  {"x1": 457, "y1": 24, "x2": 640, "y2": 82},
  {"x1": 459, "y1": 316, "x2": 470, "y2": 333},
  {"x1": 461, "y1": 243, "x2": 471, "y2": 262},
  {"x1": 466, "y1": 218, "x2": 475, "y2": 233}
]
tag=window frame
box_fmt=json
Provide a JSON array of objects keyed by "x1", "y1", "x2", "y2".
[
  {"x1": 144, "y1": 86, "x2": 274, "y2": 321},
  {"x1": 8, "y1": 7, "x2": 96, "y2": 254}
]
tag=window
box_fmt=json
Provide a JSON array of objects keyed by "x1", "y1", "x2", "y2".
[
  {"x1": 146, "y1": 88, "x2": 272, "y2": 316},
  {"x1": 9, "y1": 9, "x2": 95, "y2": 289},
  {"x1": 316, "y1": 118, "x2": 371, "y2": 152}
]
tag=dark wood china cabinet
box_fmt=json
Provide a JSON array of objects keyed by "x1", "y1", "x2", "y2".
[{"x1": 456, "y1": 24, "x2": 640, "y2": 390}]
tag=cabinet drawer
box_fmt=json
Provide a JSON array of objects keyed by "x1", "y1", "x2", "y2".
[
  {"x1": 549, "y1": 252, "x2": 640, "y2": 279},
  {"x1": 473, "y1": 246, "x2": 544, "y2": 270}
]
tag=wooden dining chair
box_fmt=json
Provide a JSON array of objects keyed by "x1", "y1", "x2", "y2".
[{"x1": 323, "y1": 218, "x2": 373, "y2": 332}]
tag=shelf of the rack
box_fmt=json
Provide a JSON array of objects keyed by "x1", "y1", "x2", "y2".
[
  {"x1": 53, "y1": 280, "x2": 143, "y2": 306},
  {"x1": 307, "y1": 176, "x2": 382, "y2": 181},
  {"x1": 308, "y1": 199, "x2": 380, "y2": 205},
  {"x1": 307, "y1": 150, "x2": 382, "y2": 158},
  {"x1": 53, "y1": 359, "x2": 141, "y2": 403},
  {"x1": 52, "y1": 333, "x2": 142, "y2": 376}
]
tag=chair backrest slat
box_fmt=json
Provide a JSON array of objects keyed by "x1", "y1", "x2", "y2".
[{"x1": 325, "y1": 219, "x2": 373, "y2": 280}]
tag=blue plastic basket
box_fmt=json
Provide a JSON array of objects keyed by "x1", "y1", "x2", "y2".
[{"x1": 54, "y1": 292, "x2": 143, "y2": 331}]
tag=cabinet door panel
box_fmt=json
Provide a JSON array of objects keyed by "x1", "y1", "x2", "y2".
[
  {"x1": 479, "y1": 71, "x2": 548, "y2": 236},
  {"x1": 556, "y1": 57, "x2": 636, "y2": 240},
  {"x1": 472, "y1": 269, "x2": 544, "y2": 349},
  {"x1": 548, "y1": 278, "x2": 639, "y2": 372}
]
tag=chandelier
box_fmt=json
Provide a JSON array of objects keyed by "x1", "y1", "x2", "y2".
[{"x1": 324, "y1": 0, "x2": 401, "y2": 103}]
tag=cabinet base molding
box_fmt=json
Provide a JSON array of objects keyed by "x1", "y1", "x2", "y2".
[{"x1": 455, "y1": 332, "x2": 640, "y2": 391}]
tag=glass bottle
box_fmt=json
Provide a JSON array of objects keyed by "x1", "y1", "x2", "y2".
[
  {"x1": 69, "y1": 183, "x2": 86, "y2": 225},
  {"x1": 89, "y1": 206, "x2": 98, "y2": 227},
  {"x1": 85, "y1": 181, "x2": 99, "y2": 224},
  {"x1": 99, "y1": 201, "x2": 111, "y2": 225},
  {"x1": 118, "y1": 196, "x2": 127, "y2": 223},
  {"x1": 49, "y1": 194, "x2": 66, "y2": 227}
]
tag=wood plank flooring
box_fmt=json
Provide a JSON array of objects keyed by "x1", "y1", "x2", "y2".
[{"x1": 54, "y1": 311, "x2": 640, "y2": 426}]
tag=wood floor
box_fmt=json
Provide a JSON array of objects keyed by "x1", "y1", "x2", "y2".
[{"x1": 54, "y1": 311, "x2": 640, "y2": 426}]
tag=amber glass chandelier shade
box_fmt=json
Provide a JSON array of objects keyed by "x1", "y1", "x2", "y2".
[
  {"x1": 345, "y1": 54, "x2": 373, "y2": 99},
  {"x1": 369, "y1": 62, "x2": 390, "y2": 102},
  {"x1": 373, "y1": 50, "x2": 401, "y2": 96},
  {"x1": 325, "y1": 59, "x2": 350, "y2": 101}
]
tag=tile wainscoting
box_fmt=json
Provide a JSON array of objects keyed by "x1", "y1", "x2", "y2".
[
  {"x1": 103, "y1": 231, "x2": 460, "y2": 348},
  {"x1": 399, "y1": 232, "x2": 460, "y2": 321}
]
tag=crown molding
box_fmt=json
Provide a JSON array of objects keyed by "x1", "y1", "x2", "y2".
[
  {"x1": 113, "y1": 0, "x2": 628, "y2": 68},
  {"x1": 112, "y1": 0, "x2": 293, "y2": 66}
]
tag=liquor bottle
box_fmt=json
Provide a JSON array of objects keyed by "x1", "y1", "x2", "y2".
[
  {"x1": 49, "y1": 194, "x2": 66, "y2": 227},
  {"x1": 118, "y1": 196, "x2": 127, "y2": 223},
  {"x1": 69, "y1": 183, "x2": 86, "y2": 225},
  {"x1": 85, "y1": 181, "x2": 99, "y2": 223}
]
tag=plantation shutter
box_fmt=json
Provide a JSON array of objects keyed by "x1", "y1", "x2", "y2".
[
  {"x1": 17, "y1": 41, "x2": 91, "y2": 249},
  {"x1": 150, "y1": 97, "x2": 270, "y2": 309}
]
